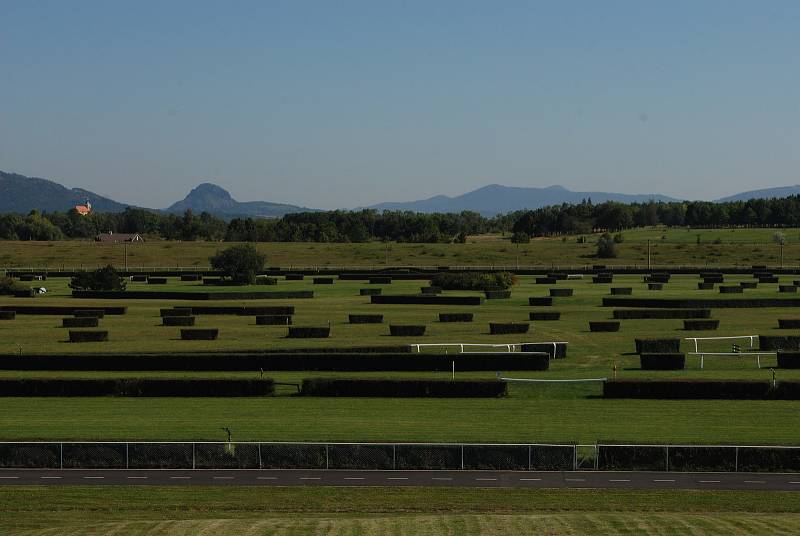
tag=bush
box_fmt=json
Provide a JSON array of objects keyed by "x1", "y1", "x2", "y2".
[
  {"x1": 589, "y1": 321, "x2": 619, "y2": 332},
  {"x1": 163, "y1": 316, "x2": 196, "y2": 326},
  {"x1": 613, "y1": 309, "x2": 710, "y2": 319},
  {"x1": 371, "y1": 295, "x2": 483, "y2": 305},
  {"x1": 777, "y1": 351, "x2": 800, "y2": 369},
  {"x1": 160, "y1": 307, "x2": 192, "y2": 317},
  {"x1": 740, "y1": 281, "x2": 758, "y2": 289},
  {"x1": 285, "y1": 274, "x2": 304, "y2": 280},
  {"x1": 0, "y1": 311, "x2": 15, "y2": 320},
  {"x1": 529, "y1": 297, "x2": 553, "y2": 306},
  {"x1": 439, "y1": 313, "x2": 473, "y2": 322},
  {"x1": 521, "y1": 342, "x2": 567, "y2": 359},
  {"x1": 683, "y1": 319, "x2": 719, "y2": 330},
  {"x1": 73, "y1": 309, "x2": 105, "y2": 318},
  {"x1": 529, "y1": 311, "x2": 560, "y2": 321},
  {"x1": 147, "y1": 277, "x2": 167, "y2": 284},
  {"x1": 62, "y1": 317, "x2": 99, "y2": 328},
  {"x1": 535, "y1": 277, "x2": 556, "y2": 284},
  {"x1": 349, "y1": 314, "x2": 383, "y2": 324},
  {"x1": 255, "y1": 276, "x2": 278, "y2": 285},
  {"x1": 287, "y1": 326, "x2": 330, "y2": 338},
  {"x1": 780, "y1": 285, "x2": 798, "y2": 293},
  {"x1": 719, "y1": 285, "x2": 743, "y2": 294},
  {"x1": 256, "y1": 315, "x2": 292, "y2": 325},
  {"x1": 613, "y1": 233, "x2": 624, "y2": 243},
  {"x1": 0, "y1": 277, "x2": 25, "y2": 296},
  {"x1": 698, "y1": 282, "x2": 715, "y2": 290},
  {"x1": 431, "y1": 271, "x2": 516, "y2": 291},
  {"x1": 69, "y1": 265, "x2": 127, "y2": 291},
  {"x1": 300, "y1": 378, "x2": 507, "y2": 398},
  {"x1": 634, "y1": 339, "x2": 681, "y2": 354},
  {"x1": 389, "y1": 325, "x2": 426, "y2": 336},
  {"x1": 180, "y1": 329, "x2": 218, "y2": 340},
  {"x1": 68, "y1": 330, "x2": 108, "y2": 342},
  {"x1": 489, "y1": 322, "x2": 529, "y2": 335},
  {"x1": 603, "y1": 379, "x2": 772, "y2": 399},
  {"x1": 596, "y1": 233, "x2": 617, "y2": 258},
  {"x1": 549, "y1": 288, "x2": 573, "y2": 297},
  {"x1": 639, "y1": 353, "x2": 686, "y2": 370},
  {"x1": 760, "y1": 335, "x2": 800, "y2": 351},
  {"x1": 648, "y1": 283, "x2": 663, "y2": 291},
  {"x1": 0, "y1": 378, "x2": 273, "y2": 397},
  {"x1": 485, "y1": 290, "x2": 511, "y2": 299},
  {"x1": 313, "y1": 277, "x2": 334, "y2": 284},
  {"x1": 369, "y1": 277, "x2": 392, "y2": 284},
  {"x1": 209, "y1": 244, "x2": 266, "y2": 285}
]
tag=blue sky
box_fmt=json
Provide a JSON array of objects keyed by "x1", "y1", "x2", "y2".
[{"x1": 1, "y1": 1, "x2": 799, "y2": 209}]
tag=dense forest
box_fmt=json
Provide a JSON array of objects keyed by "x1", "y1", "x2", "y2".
[{"x1": 1, "y1": 196, "x2": 799, "y2": 243}]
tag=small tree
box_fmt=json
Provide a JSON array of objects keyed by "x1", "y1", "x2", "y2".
[
  {"x1": 69, "y1": 265, "x2": 127, "y2": 291},
  {"x1": 511, "y1": 231, "x2": 530, "y2": 244},
  {"x1": 774, "y1": 231, "x2": 786, "y2": 246},
  {"x1": 210, "y1": 244, "x2": 266, "y2": 285},
  {"x1": 596, "y1": 233, "x2": 617, "y2": 258}
]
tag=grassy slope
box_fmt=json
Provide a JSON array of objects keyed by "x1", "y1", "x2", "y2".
[
  {"x1": 2, "y1": 226, "x2": 800, "y2": 269},
  {"x1": 2, "y1": 274, "x2": 800, "y2": 443},
  {"x1": 5, "y1": 487, "x2": 800, "y2": 535}
]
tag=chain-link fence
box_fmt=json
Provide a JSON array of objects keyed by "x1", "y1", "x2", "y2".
[{"x1": 2, "y1": 442, "x2": 800, "y2": 472}]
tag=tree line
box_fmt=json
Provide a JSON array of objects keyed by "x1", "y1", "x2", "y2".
[{"x1": 1, "y1": 195, "x2": 799, "y2": 243}]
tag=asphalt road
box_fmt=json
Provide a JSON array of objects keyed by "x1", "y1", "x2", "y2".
[{"x1": 2, "y1": 469, "x2": 800, "y2": 490}]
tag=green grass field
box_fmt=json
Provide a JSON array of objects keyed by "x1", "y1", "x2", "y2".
[
  {"x1": 1, "y1": 273, "x2": 800, "y2": 443},
  {"x1": 2, "y1": 226, "x2": 800, "y2": 270},
  {"x1": 4, "y1": 487, "x2": 800, "y2": 535}
]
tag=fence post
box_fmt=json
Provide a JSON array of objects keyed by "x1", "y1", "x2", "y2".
[
  {"x1": 735, "y1": 447, "x2": 739, "y2": 472},
  {"x1": 59, "y1": 443, "x2": 63, "y2": 470},
  {"x1": 125, "y1": 443, "x2": 129, "y2": 469},
  {"x1": 192, "y1": 443, "x2": 195, "y2": 470},
  {"x1": 460, "y1": 445, "x2": 464, "y2": 470}
]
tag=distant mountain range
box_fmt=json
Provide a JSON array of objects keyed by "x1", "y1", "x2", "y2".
[
  {"x1": 164, "y1": 183, "x2": 315, "y2": 218},
  {"x1": 2, "y1": 169, "x2": 800, "y2": 218},
  {"x1": 367, "y1": 184, "x2": 679, "y2": 216},
  {"x1": 714, "y1": 185, "x2": 800, "y2": 203},
  {"x1": 0, "y1": 171, "x2": 129, "y2": 213}
]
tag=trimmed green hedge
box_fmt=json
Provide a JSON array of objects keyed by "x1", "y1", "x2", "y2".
[
  {"x1": 593, "y1": 276, "x2": 613, "y2": 284},
  {"x1": 778, "y1": 319, "x2": 800, "y2": 329},
  {"x1": 432, "y1": 271, "x2": 515, "y2": 291},
  {"x1": 489, "y1": 322, "x2": 529, "y2": 335},
  {"x1": 521, "y1": 342, "x2": 567, "y2": 359},
  {"x1": 0, "y1": 378, "x2": 273, "y2": 397},
  {"x1": 760, "y1": 335, "x2": 800, "y2": 351},
  {"x1": 389, "y1": 325, "x2": 426, "y2": 336},
  {"x1": 68, "y1": 330, "x2": 108, "y2": 342},
  {"x1": 610, "y1": 287, "x2": 632, "y2": 295},
  {"x1": 778, "y1": 351, "x2": 800, "y2": 368},
  {"x1": 604, "y1": 379, "x2": 772, "y2": 399},
  {"x1": 697, "y1": 282, "x2": 715, "y2": 290},
  {"x1": 0, "y1": 351, "x2": 548, "y2": 372},
  {"x1": 301, "y1": 378, "x2": 507, "y2": 397},
  {"x1": 639, "y1": 353, "x2": 685, "y2": 370},
  {"x1": 287, "y1": 326, "x2": 330, "y2": 338},
  {"x1": 535, "y1": 277, "x2": 556, "y2": 284},
  {"x1": 131, "y1": 275, "x2": 148, "y2": 282},
  {"x1": 439, "y1": 313, "x2": 473, "y2": 322},
  {"x1": 589, "y1": 321, "x2": 619, "y2": 332},
  {"x1": 420, "y1": 286, "x2": 442, "y2": 295},
  {"x1": 162, "y1": 316, "x2": 195, "y2": 326},
  {"x1": 719, "y1": 285, "x2": 743, "y2": 294},
  {"x1": 780, "y1": 285, "x2": 798, "y2": 293},
  {"x1": 528, "y1": 297, "x2": 553, "y2": 306},
  {"x1": 349, "y1": 314, "x2": 383, "y2": 324},
  {"x1": 313, "y1": 277, "x2": 334, "y2": 284},
  {"x1": 256, "y1": 315, "x2": 292, "y2": 325},
  {"x1": 369, "y1": 277, "x2": 392, "y2": 284},
  {"x1": 0, "y1": 311, "x2": 15, "y2": 320},
  {"x1": 255, "y1": 276, "x2": 278, "y2": 285},
  {"x1": 180, "y1": 328, "x2": 218, "y2": 340},
  {"x1": 635, "y1": 339, "x2": 681, "y2": 354},
  {"x1": 180, "y1": 274, "x2": 201, "y2": 282},
  {"x1": 189, "y1": 306, "x2": 295, "y2": 315},
  {"x1": 647, "y1": 283, "x2": 664, "y2": 290},
  {"x1": 485, "y1": 290, "x2": 511, "y2": 299},
  {"x1": 285, "y1": 274, "x2": 304, "y2": 280},
  {"x1": 740, "y1": 281, "x2": 758, "y2": 289},
  {"x1": 529, "y1": 311, "x2": 560, "y2": 321},
  {"x1": 147, "y1": 277, "x2": 167, "y2": 284},
  {"x1": 759, "y1": 276, "x2": 779, "y2": 283},
  {"x1": 73, "y1": 309, "x2": 105, "y2": 318},
  {"x1": 62, "y1": 317, "x2": 99, "y2": 328},
  {"x1": 74, "y1": 290, "x2": 313, "y2": 300},
  {"x1": 683, "y1": 319, "x2": 719, "y2": 330},
  {"x1": 549, "y1": 288, "x2": 573, "y2": 297},
  {"x1": 602, "y1": 297, "x2": 800, "y2": 308},
  {"x1": 0, "y1": 306, "x2": 126, "y2": 316}
]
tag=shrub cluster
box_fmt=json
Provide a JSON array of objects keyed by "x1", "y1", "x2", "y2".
[
  {"x1": 372, "y1": 295, "x2": 483, "y2": 305},
  {"x1": 300, "y1": 378, "x2": 507, "y2": 397},
  {"x1": 62, "y1": 317, "x2": 99, "y2": 328},
  {"x1": 634, "y1": 339, "x2": 681, "y2": 354},
  {"x1": 431, "y1": 271, "x2": 515, "y2": 291},
  {"x1": 180, "y1": 328, "x2": 218, "y2": 340},
  {"x1": 163, "y1": 316, "x2": 195, "y2": 326},
  {"x1": 287, "y1": 326, "x2": 330, "y2": 338},
  {"x1": 439, "y1": 313, "x2": 473, "y2": 322},
  {"x1": 604, "y1": 379, "x2": 800, "y2": 399},
  {"x1": 68, "y1": 330, "x2": 108, "y2": 342},
  {"x1": 0, "y1": 378, "x2": 273, "y2": 397},
  {"x1": 69, "y1": 265, "x2": 127, "y2": 291},
  {"x1": 389, "y1": 325, "x2": 426, "y2": 336},
  {"x1": 613, "y1": 309, "x2": 710, "y2": 319},
  {"x1": 529, "y1": 311, "x2": 560, "y2": 321}
]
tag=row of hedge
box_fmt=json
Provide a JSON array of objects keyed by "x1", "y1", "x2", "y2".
[
  {"x1": 0, "y1": 306, "x2": 126, "y2": 315},
  {"x1": 300, "y1": 378, "x2": 507, "y2": 397},
  {"x1": 431, "y1": 271, "x2": 515, "y2": 291},
  {"x1": 603, "y1": 379, "x2": 800, "y2": 399},
  {"x1": 603, "y1": 297, "x2": 800, "y2": 308},
  {"x1": 0, "y1": 378, "x2": 274, "y2": 397},
  {"x1": 72, "y1": 291, "x2": 313, "y2": 300},
  {"x1": 163, "y1": 306, "x2": 296, "y2": 316},
  {"x1": 0, "y1": 352, "x2": 550, "y2": 371},
  {"x1": 0, "y1": 443, "x2": 573, "y2": 471}
]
